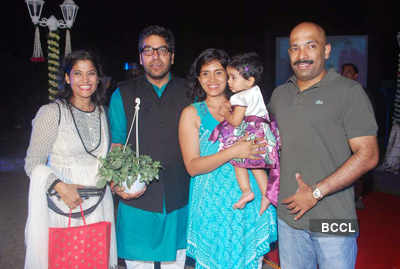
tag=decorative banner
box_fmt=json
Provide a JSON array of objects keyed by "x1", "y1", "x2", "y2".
[
  {"x1": 393, "y1": 32, "x2": 400, "y2": 124},
  {"x1": 65, "y1": 29, "x2": 72, "y2": 57},
  {"x1": 47, "y1": 30, "x2": 60, "y2": 100},
  {"x1": 379, "y1": 32, "x2": 400, "y2": 174},
  {"x1": 31, "y1": 26, "x2": 45, "y2": 62}
]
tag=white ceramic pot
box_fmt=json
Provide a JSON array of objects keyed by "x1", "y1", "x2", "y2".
[{"x1": 122, "y1": 175, "x2": 146, "y2": 194}]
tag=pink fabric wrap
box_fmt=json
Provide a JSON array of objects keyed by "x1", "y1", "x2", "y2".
[{"x1": 209, "y1": 115, "x2": 281, "y2": 206}]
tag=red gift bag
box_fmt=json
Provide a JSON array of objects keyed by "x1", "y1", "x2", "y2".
[{"x1": 48, "y1": 204, "x2": 111, "y2": 269}]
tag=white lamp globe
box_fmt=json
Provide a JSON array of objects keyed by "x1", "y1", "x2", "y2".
[
  {"x1": 25, "y1": 0, "x2": 45, "y2": 25},
  {"x1": 60, "y1": 0, "x2": 79, "y2": 28}
]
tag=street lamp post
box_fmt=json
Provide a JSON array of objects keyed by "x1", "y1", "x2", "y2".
[{"x1": 25, "y1": 0, "x2": 79, "y2": 100}]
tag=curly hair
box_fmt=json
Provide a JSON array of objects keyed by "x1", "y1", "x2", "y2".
[
  {"x1": 138, "y1": 25, "x2": 175, "y2": 53},
  {"x1": 228, "y1": 52, "x2": 263, "y2": 85},
  {"x1": 187, "y1": 48, "x2": 230, "y2": 102},
  {"x1": 57, "y1": 50, "x2": 108, "y2": 106}
]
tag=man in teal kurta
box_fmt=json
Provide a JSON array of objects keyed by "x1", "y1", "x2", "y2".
[{"x1": 108, "y1": 25, "x2": 190, "y2": 269}]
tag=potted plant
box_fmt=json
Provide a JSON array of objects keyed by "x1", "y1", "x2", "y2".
[{"x1": 96, "y1": 145, "x2": 162, "y2": 193}]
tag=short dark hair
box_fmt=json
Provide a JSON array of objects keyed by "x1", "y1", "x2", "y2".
[
  {"x1": 341, "y1": 63, "x2": 359, "y2": 74},
  {"x1": 228, "y1": 52, "x2": 263, "y2": 84},
  {"x1": 187, "y1": 48, "x2": 230, "y2": 102},
  {"x1": 138, "y1": 25, "x2": 175, "y2": 53},
  {"x1": 57, "y1": 50, "x2": 107, "y2": 106}
]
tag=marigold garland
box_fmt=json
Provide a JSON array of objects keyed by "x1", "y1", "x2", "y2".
[
  {"x1": 47, "y1": 52, "x2": 60, "y2": 59},
  {"x1": 47, "y1": 30, "x2": 60, "y2": 100},
  {"x1": 48, "y1": 66, "x2": 58, "y2": 72},
  {"x1": 48, "y1": 60, "x2": 59, "y2": 66},
  {"x1": 48, "y1": 73, "x2": 57, "y2": 80}
]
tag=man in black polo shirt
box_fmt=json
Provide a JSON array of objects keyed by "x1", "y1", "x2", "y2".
[
  {"x1": 269, "y1": 22, "x2": 379, "y2": 269},
  {"x1": 108, "y1": 25, "x2": 190, "y2": 269}
]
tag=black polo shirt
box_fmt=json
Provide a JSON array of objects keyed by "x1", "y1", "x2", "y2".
[{"x1": 269, "y1": 69, "x2": 377, "y2": 230}]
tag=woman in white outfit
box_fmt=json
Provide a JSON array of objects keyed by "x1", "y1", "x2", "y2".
[{"x1": 24, "y1": 50, "x2": 117, "y2": 269}]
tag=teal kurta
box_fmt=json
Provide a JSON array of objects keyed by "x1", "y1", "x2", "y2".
[
  {"x1": 116, "y1": 202, "x2": 187, "y2": 261},
  {"x1": 108, "y1": 78, "x2": 187, "y2": 261},
  {"x1": 187, "y1": 102, "x2": 277, "y2": 268}
]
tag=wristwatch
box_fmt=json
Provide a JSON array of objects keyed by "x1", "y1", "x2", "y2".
[{"x1": 312, "y1": 185, "x2": 323, "y2": 201}]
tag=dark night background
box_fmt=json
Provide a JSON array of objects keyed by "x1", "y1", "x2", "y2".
[{"x1": 5, "y1": 0, "x2": 399, "y2": 154}]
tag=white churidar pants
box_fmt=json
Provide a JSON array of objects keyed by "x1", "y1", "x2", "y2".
[{"x1": 125, "y1": 249, "x2": 186, "y2": 269}]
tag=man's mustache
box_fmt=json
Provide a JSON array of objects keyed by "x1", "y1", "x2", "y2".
[{"x1": 294, "y1": 60, "x2": 314, "y2": 66}]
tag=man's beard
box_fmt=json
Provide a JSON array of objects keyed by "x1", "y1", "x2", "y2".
[{"x1": 144, "y1": 62, "x2": 171, "y2": 81}]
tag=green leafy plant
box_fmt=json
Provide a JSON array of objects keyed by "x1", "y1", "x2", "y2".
[{"x1": 96, "y1": 145, "x2": 162, "y2": 188}]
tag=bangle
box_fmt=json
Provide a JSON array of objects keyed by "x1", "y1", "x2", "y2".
[{"x1": 47, "y1": 179, "x2": 62, "y2": 195}]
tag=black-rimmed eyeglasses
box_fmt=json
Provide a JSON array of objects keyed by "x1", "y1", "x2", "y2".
[{"x1": 140, "y1": 46, "x2": 171, "y2": 56}]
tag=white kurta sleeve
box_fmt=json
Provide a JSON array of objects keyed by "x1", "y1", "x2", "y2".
[{"x1": 24, "y1": 103, "x2": 60, "y2": 188}]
